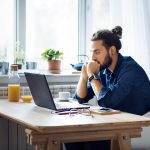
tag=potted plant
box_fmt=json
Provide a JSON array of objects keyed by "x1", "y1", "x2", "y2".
[
  {"x1": 14, "y1": 41, "x2": 25, "y2": 69},
  {"x1": 41, "y1": 49, "x2": 63, "y2": 72}
]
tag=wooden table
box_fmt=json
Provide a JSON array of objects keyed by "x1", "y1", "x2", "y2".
[{"x1": 0, "y1": 100, "x2": 150, "y2": 150}]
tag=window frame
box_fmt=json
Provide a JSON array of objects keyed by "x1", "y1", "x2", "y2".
[{"x1": 16, "y1": 0, "x2": 26, "y2": 55}]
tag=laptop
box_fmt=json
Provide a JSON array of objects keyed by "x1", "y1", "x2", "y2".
[{"x1": 24, "y1": 72, "x2": 90, "y2": 111}]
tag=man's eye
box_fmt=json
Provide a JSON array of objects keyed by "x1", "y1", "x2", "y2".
[{"x1": 95, "y1": 51, "x2": 100, "y2": 54}]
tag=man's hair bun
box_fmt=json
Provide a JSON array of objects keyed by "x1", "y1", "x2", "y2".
[
  {"x1": 111, "y1": 26, "x2": 122, "y2": 39},
  {"x1": 91, "y1": 26, "x2": 122, "y2": 51}
]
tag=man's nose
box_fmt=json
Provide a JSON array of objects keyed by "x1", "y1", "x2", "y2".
[{"x1": 92, "y1": 53, "x2": 96, "y2": 61}]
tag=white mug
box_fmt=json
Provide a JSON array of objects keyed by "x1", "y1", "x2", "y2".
[{"x1": 59, "y1": 92, "x2": 70, "y2": 100}]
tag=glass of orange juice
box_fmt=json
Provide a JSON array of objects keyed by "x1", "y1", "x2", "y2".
[
  {"x1": 21, "y1": 95, "x2": 32, "y2": 103},
  {"x1": 8, "y1": 84, "x2": 20, "y2": 102}
]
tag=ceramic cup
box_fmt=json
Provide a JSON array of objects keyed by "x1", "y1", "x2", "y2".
[
  {"x1": 26, "y1": 62, "x2": 37, "y2": 69},
  {"x1": 59, "y1": 92, "x2": 70, "y2": 100}
]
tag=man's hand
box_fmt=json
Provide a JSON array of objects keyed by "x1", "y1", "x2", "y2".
[
  {"x1": 87, "y1": 60, "x2": 100, "y2": 76},
  {"x1": 86, "y1": 60, "x2": 103, "y2": 98},
  {"x1": 76, "y1": 60, "x2": 102, "y2": 99},
  {"x1": 76, "y1": 62, "x2": 88, "y2": 98},
  {"x1": 81, "y1": 62, "x2": 88, "y2": 81}
]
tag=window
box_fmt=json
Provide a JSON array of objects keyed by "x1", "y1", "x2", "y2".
[
  {"x1": 85, "y1": 0, "x2": 111, "y2": 57},
  {"x1": 91, "y1": 0, "x2": 110, "y2": 32},
  {"x1": 26, "y1": 0, "x2": 78, "y2": 69},
  {"x1": 1, "y1": 1, "x2": 149, "y2": 78},
  {"x1": 0, "y1": 0, "x2": 15, "y2": 63},
  {"x1": 0, "y1": 0, "x2": 111, "y2": 71}
]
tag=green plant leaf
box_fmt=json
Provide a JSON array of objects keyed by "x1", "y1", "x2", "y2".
[{"x1": 41, "y1": 49, "x2": 63, "y2": 60}]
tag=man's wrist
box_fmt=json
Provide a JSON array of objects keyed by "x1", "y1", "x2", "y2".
[{"x1": 88, "y1": 73, "x2": 99, "y2": 82}]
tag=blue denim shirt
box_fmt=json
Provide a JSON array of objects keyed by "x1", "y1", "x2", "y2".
[{"x1": 76, "y1": 53, "x2": 150, "y2": 115}]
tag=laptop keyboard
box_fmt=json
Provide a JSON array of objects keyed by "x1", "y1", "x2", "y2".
[
  {"x1": 55, "y1": 103, "x2": 75, "y2": 111},
  {"x1": 55, "y1": 102, "x2": 90, "y2": 111}
]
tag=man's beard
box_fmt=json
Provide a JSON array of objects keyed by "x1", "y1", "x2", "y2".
[{"x1": 100, "y1": 54, "x2": 112, "y2": 71}]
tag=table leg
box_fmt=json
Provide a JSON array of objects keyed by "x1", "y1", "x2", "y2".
[
  {"x1": 47, "y1": 140, "x2": 61, "y2": 150},
  {"x1": 111, "y1": 139, "x2": 120, "y2": 150},
  {"x1": 111, "y1": 133, "x2": 132, "y2": 150},
  {"x1": 118, "y1": 134, "x2": 131, "y2": 150},
  {"x1": 35, "y1": 144, "x2": 46, "y2": 150}
]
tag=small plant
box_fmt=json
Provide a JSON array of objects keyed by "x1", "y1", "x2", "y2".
[
  {"x1": 14, "y1": 41, "x2": 25, "y2": 64},
  {"x1": 41, "y1": 49, "x2": 63, "y2": 60}
]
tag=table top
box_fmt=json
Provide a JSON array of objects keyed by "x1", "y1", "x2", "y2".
[{"x1": 0, "y1": 100, "x2": 150, "y2": 133}]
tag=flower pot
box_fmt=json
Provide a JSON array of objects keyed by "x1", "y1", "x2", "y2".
[
  {"x1": 12, "y1": 64, "x2": 22, "y2": 69},
  {"x1": 48, "y1": 60, "x2": 61, "y2": 71}
]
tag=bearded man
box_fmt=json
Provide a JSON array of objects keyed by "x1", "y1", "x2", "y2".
[{"x1": 65, "y1": 26, "x2": 150, "y2": 150}]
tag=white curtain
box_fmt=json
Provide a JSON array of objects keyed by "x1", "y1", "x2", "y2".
[{"x1": 110, "y1": 0, "x2": 150, "y2": 78}]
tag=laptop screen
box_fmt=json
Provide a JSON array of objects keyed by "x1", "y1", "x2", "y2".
[{"x1": 25, "y1": 72, "x2": 57, "y2": 110}]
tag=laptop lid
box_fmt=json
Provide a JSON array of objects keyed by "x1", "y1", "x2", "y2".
[
  {"x1": 25, "y1": 72, "x2": 90, "y2": 111},
  {"x1": 24, "y1": 72, "x2": 57, "y2": 110}
]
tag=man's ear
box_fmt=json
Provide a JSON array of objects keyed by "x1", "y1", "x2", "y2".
[{"x1": 109, "y1": 46, "x2": 117, "y2": 55}]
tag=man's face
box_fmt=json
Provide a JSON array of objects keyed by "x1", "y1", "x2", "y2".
[{"x1": 90, "y1": 40, "x2": 112, "y2": 70}]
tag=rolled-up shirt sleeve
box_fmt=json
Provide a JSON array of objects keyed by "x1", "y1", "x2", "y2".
[
  {"x1": 74, "y1": 83, "x2": 95, "y2": 104},
  {"x1": 98, "y1": 64, "x2": 144, "y2": 108}
]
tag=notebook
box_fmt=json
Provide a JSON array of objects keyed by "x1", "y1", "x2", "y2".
[{"x1": 24, "y1": 72, "x2": 90, "y2": 111}]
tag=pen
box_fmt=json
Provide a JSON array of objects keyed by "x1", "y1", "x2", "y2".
[{"x1": 57, "y1": 110, "x2": 78, "y2": 115}]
